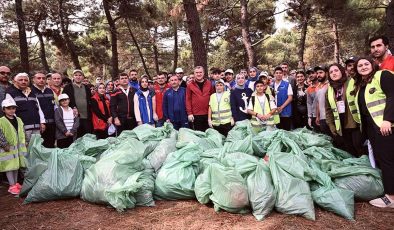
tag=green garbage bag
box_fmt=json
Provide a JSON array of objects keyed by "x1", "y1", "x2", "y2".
[
  {"x1": 176, "y1": 128, "x2": 223, "y2": 150},
  {"x1": 23, "y1": 149, "x2": 95, "y2": 204},
  {"x1": 292, "y1": 128, "x2": 332, "y2": 148},
  {"x1": 64, "y1": 134, "x2": 109, "y2": 157},
  {"x1": 225, "y1": 120, "x2": 254, "y2": 142},
  {"x1": 222, "y1": 152, "x2": 276, "y2": 220},
  {"x1": 195, "y1": 162, "x2": 250, "y2": 214},
  {"x1": 308, "y1": 162, "x2": 354, "y2": 220},
  {"x1": 322, "y1": 156, "x2": 384, "y2": 201},
  {"x1": 134, "y1": 159, "x2": 156, "y2": 206},
  {"x1": 223, "y1": 135, "x2": 253, "y2": 155},
  {"x1": 252, "y1": 131, "x2": 278, "y2": 157},
  {"x1": 20, "y1": 135, "x2": 52, "y2": 196},
  {"x1": 154, "y1": 142, "x2": 202, "y2": 200},
  {"x1": 146, "y1": 131, "x2": 178, "y2": 172},
  {"x1": 268, "y1": 151, "x2": 315, "y2": 220},
  {"x1": 81, "y1": 139, "x2": 150, "y2": 211}
]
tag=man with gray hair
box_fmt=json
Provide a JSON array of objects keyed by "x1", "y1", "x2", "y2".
[{"x1": 5, "y1": 72, "x2": 46, "y2": 143}]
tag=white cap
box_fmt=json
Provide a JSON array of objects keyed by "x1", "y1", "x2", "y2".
[
  {"x1": 224, "y1": 69, "x2": 234, "y2": 74},
  {"x1": 58, "y1": 93, "x2": 69, "y2": 101},
  {"x1": 215, "y1": 79, "x2": 225, "y2": 85},
  {"x1": 175, "y1": 67, "x2": 183, "y2": 73},
  {"x1": 259, "y1": 71, "x2": 269, "y2": 77},
  {"x1": 14, "y1": 72, "x2": 29, "y2": 80},
  {"x1": 2, "y1": 98, "x2": 17, "y2": 108},
  {"x1": 73, "y1": 69, "x2": 84, "y2": 75}
]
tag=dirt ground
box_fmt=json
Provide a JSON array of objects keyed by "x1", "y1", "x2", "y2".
[{"x1": 1, "y1": 185, "x2": 393, "y2": 230}]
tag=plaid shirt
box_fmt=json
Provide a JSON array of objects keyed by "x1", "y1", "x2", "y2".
[{"x1": 0, "y1": 130, "x2": 7, "y2": 148}]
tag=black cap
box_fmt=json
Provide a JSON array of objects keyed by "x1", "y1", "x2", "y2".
[
  {"x1": 345, "y1": 56, "x2": 357, "y2": 64},
  {"x1": 314, "y1": 65, "x2": 327, "y2": 72},
  {"x1": 306, "y1": 68, "x2": 314, "y2": 74}
]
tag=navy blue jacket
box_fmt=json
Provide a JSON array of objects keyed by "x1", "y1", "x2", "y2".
[
  {"x1": 162, "y1": 87, "x2": 188, "y2": 123},
  {"x1": 230, "y1": 87, "x2": 253, "y2": 122},
  {"x1": 31, "y1": 85, "x2": 55, "y2": 124}
]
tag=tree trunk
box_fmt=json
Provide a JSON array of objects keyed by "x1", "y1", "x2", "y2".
[
  {"x1": 332, "y1": 20, "x2": 340, "y2": 63},
  {"x1": 183, "y1": 0, "x2": 207, "y2": 72},
  {"x1": 34, "y1": 20, "x2": 50, "y2": 72},
  {"x1": 103, "y1": 0, "x2": 119, "y2": 80},
  {"x1": 125, "y1": 19, "x2": 150, "y2": 77},
  {"x1": 58, "y1": 0, "x2": 81, "y2": 69},
  {"x1": 172, "y1": 21, "x2": 178, "y2": 73},
  {"x1": 153, "y1": 26, "x2": 160, "y2": 74},
  {"x1": 298, "y1": 17, "x2": 308, "y2": 69},
  {"x1": 240, "y1": 0, "x2": 255, "y2": 68},
  {"x1": 15, "y1": 0, "x2": 29, "y2": 72},
  {"x1": 386, "y1": 0, "x2": 394, "y2": 53}
]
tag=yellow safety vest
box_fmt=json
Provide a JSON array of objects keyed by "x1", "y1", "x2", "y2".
[
  {"x1": 327, "y1": 85, "x2": 342, "y2": 133},
  {"x1": 250, "y1": 94, "x2": 280, "y2": 129},
  {"x1": 345, "y1": 78, "x2": 360, "y2": 123},
  {"x1": 355, "y1": 70, "x2": 394, "y2": 128},
  {"x1": 0, "y1": 116, "x2": 27, "y2": 172},
  {"x1": 209, "y1": 91, "x2": 232, "y2": 126}
]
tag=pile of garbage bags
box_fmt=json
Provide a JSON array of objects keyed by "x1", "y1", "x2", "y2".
[{"x1": 21, "y1": 121, "x2": 384, "y2": 221}]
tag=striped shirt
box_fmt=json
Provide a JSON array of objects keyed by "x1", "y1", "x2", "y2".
[{"x1": 61, "y1": 107, "x2": 74, "y2": 131}]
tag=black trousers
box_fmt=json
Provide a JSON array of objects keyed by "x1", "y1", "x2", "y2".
[
  {"x1": 213, "y1": 123, "x2": 232, "y2": 137},
  {"x1": 116, "y1": 117, "x2": 137, "y2": 135},
  {"x1": 277, "y1": 117, "x2": 292, "y2": 131},
  {"x1": 319, "y1": 119, "x2": 331, "y2": 136},
  {"x1": 332, "y1": 128, "x2": 366, "y2": 157},
  {"x1": 192, "y1": 115, "x2": 209, "y2": 132},
  {"x1": 41, "y1": 123, "x2": 56, "y2": 148},
  {"x1": 94, "y1": 129, "x2": 108, "y2": 139},
  {"x1": 77, "y1": 118, "x2": 93, "y2": 138},
  {"x1": 57, "y1": 137, "x2": 73, "y2": 148},
  {"x1": 363, "y1": 116, "x2": 394, "y2": 195}
]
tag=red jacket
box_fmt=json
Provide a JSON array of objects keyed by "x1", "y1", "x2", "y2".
[
  {"x1": 379, "y1": 55, "x2": 394, "y2": 71},
  {"x1": 186, "y1": 79, "x2": 214, "y2": 115},
  {"x1": 91, "y1": 93, "x2": 110, "y2": 131},
  {"x1": 154, "y1": 83, "x2": 170, "y2": 119}
]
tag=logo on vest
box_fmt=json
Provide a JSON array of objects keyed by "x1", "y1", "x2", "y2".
[
  {"x1": 369, "y1": 87, "x2": 376, "y2": 94},
  {"x1": 224, "y1": 98, "x2": 229, "y2": 103}
]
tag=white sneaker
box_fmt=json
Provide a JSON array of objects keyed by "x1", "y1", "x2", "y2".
[{"x1": 369, "y1": 196, "x2": 394, "y2": 208}]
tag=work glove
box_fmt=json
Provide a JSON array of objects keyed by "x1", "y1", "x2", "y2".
[{"x1": 188, "y1": 114, "x2": 194, "y2": 122}]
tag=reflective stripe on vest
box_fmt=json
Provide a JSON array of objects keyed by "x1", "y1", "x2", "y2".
[
  {"x1": 250, "y1": 94, "x2": 279, "y2": 128},
  {"x1": 24, "y1": 124, "x2": 41, "y2": 130},
  {"x1": 327, "y1": 86, "x2": 341, "y2": 132},
  {"x1": 209, "y1": 91, "x2": 232, "y2": 125},
  {"x1": 346, "y1": 78, "x2": 360, "y2": 123},
  {"x1": 357, "y1": 70, "x2": 394, "y2": 128},
  {"x1": 0, "y1": 151, "x2": 27, "y2": 161}
]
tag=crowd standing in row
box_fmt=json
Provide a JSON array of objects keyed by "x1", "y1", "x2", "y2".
[{"x1": 0, "y1": 35, "x2": 393, "y2": 209}]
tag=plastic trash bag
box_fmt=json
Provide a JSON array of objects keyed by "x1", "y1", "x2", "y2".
[
  {"x1": 195, "y1": 162, "x2": 250, "y2": 214},
  {"x1": 146, "y1": 131, "x2": 177, "y2": 172},
  {"x1": 176, "y1": 128, "x2": 223, "y2": 151},
  {"x1": 154, "y1": 142, "x2": 202, "y2": 200}
]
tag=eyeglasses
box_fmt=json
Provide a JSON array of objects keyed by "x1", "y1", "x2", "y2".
[{"x1": 0, "y1": 71, "x2": 10, "y2": 75}]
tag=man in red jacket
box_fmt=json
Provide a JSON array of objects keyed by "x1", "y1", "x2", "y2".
[
  {"x1": 186, "y1": 66, "x2": 214, "y2": 132},
  {"x1": 370, "y1": 35, "x2": 394, "y2": 71},
  {"x1": 154, "y1": 72, "x2": 170, "y2": 127}
]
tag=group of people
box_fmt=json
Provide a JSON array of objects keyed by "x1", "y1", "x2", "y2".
[{"x1": 0, "y1": 35, "x2": 393, "y2": 209}]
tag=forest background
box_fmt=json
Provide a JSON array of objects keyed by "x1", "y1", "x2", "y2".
[{"x1": 0, "y1": 0, "x2": 393, "y2": 81}]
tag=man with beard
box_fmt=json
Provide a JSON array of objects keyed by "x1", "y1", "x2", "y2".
[
  {"x1": 153, "y1": 72, "x2": 170, "y2": 127},
  {"x1": 175, "y1": 67, "x2": 187, "y2": 88},
  {"x1": 314, "y1": 65, "x2": 330, "y2": 135},
  {"x1": 345, "y1": 56, "x2": 357, "y2": 78},
  {"x1": 369, "y1": 35, "x2": 394, "y2": 71},
  {"x1": 306, "y1": 68, "x2": 319, "y2": 131},
  {"x1": 0, "y1": 66, "x2": 12, "y2": 116},
  {"x1": 128, "y1": 69, "x2": 139, "y2": 90}
]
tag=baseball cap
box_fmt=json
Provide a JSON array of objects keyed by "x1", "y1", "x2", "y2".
[
  {"x1": 58, "y1": 93, "x2": 70, "y2": 101},
  {"x1": 215, "y1": 79, "x2": 225, "y2": 85},
  {"x1": 314, "y1": 65, "x2": 327, "y2": 72},
  {"x1": 175, "y1": 67, "x2": 183, "y2": 73},
  {"x1": 224, "y1": 69, "x2": 234, "y2": 74},
  {"x1": 259, "y1": 71, "x2": 269, "y2": 77},
  {"x1": 2, "y1": 98, "x2": 17, "y2": 108},
  {"x1": 306, "y1": 68, "x2": 314, "y2": 74},
  {"x1": 345, "y1": 56, "x2": 358, "y2": 64},
  {"x1": 73, "y1": 69, "x2": 84, "y2": 75}
]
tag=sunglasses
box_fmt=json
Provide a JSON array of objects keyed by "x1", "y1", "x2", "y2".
[{"x1": 0, "y1": 71, "x2": 10, "y2": 75}]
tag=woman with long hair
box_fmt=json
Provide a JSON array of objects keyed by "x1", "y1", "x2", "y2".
[
  {"x1": 353, "y1": 57, "x2": 394, "y2": 208},
  {"x1": 134, "y1": 76, "x2": 158, "y2": 126},
  {"x1": 325, "y1": 63, "x2": 365, "y2": 156},
  {"x1": 91, "y1": 83, "x2": 112, "y2": 139}
]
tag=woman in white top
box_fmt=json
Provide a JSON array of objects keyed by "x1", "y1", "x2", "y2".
[{"x1": 134, "y1": 76, "x2": 158, "y2": 126}]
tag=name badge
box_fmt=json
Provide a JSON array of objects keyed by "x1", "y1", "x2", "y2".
[{"x1": 337, "y1": 101, "x2": 345, "y2": 114}]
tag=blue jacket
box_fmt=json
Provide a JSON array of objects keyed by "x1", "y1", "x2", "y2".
[
  {"x1": 230, "y1": 87, "x2": 253, "y2": 122},
  {"x1": 274, "y1": 80, "x2": 292, "y2": 117},
  {"x1": 162, "y1": 87, "x2": 188, "y2": 123},
  {"x1": 136, "y1": 89, "x2": 154, "y2": 124},
  {"x1": 129, "y1": 80, "x2": 140, "y2": 90}
]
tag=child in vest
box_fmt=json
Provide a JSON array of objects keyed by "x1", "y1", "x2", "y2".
[
  {"x1": 55, "y1": 94, "x2": 79, "y2": 148},
  {"x1": 247, "y1": 80, "x2": 279, "y2": 133},
  {"x1": 208, "y1": 79, "x2": 234, "y2": 136},
  {"x1": 0, "y1": 98, "x2": 27, "y2": 195}
]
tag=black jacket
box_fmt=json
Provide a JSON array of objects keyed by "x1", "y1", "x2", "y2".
[{"x1": 110, "y1": 87, "x2": 136, "y2": 119}]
